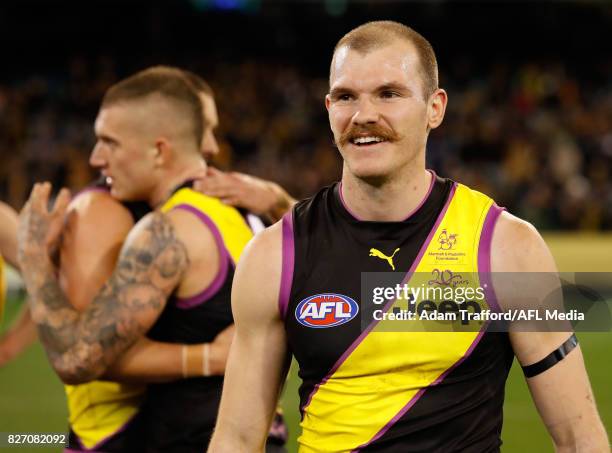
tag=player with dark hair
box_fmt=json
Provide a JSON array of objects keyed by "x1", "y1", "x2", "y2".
[{"x1": 208, "y1": 21, "x2": 608, "y2": 452}]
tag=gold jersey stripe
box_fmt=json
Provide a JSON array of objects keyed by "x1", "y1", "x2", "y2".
[{"x1": 161, "y1": 188, "x2": 254, "y2": 265}]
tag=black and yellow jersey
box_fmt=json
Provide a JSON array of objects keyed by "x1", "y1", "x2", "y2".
[
  {"x1": 281, "y1": 174, "x2": 513, "y2": 452},
  {"x1": 140, "y1": 182, "x2": 259, "y2": 452}
]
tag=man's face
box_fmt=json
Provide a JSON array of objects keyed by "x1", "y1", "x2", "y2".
[
  {"x1": 326, "y1": 41, "x2": 431, "y2": 182},
  {"x1": 199, "y1": 93, "x2": 220, "y2": 163},
  {"x1": 90, "y1": 103, "x2": 158, "y2": 201}
]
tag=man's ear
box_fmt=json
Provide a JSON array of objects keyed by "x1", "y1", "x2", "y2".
[
  {"x1": 153, "y1": 137, "x2": 172, "y2": 167},
  {"x1": 427, "y1": 88, "x2": 448, "y2": 131}
]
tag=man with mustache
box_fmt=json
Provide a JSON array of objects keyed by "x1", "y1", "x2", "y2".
[
  {"x1": 209, "y1": 21, "x2": 608, "y2": 451},
  {"x1": 16, "y1": 66, "x2": 289, "y2": 452}
]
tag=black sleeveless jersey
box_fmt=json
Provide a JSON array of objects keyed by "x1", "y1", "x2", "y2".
[
  {"x1": 86, "y1": 178, "x2": 280, "y2": 452},
  {"x1": 281, "y1": 175, "x2": 514, "y2": 452},
  {"x1": 139, "y1": 181, "x2": 259, "y2": 453}
]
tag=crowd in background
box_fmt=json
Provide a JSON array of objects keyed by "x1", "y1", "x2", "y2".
[{"x1": 1, "y1": 55, "x2": 611, "y2": 230}]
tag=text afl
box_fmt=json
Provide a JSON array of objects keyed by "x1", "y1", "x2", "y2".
[{"x1": 295, "y1": 293, "x2": 359, "y2": 328}]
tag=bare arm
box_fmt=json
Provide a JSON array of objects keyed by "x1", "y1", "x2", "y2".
[
  {"x1": 196, "y1": 167, "x2": 296, "y2": 223},
  {"x1": 492, "y1": 212, "x2": 609, "y2": 452},
  {"x1": 18, "y1": 183, "x2": 189, "y2": 384},
  {"x1": 104, "y1": 325, "x2": 234, "y2": 383},
  {"x1": 0, "y1": 202, "x2": 38, "y2": 364},
  {"x1": 0, "y1": 305, "x2": 38, "y2": 365},
  {"x1": 59, "y1": 190, "x2": 134, "y2": 311},
  {"x1": 0, "y1": 201, "x2": 19, "y2": 268},
  {"x1": 60, "y1": 188, "x2": 232, "y2": 384},
  {"x1": 208, "y1": 222, "x2": 289, "y2": 452}
]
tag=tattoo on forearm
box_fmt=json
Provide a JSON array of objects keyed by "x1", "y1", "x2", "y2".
[{"x1": 26, "y1": 212, "x2": 189, "y2": 382}]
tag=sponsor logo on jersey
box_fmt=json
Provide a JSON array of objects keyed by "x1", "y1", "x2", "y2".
[
  {"x1": 295, "y1": 293, "x2": 359, "y2": 328},
  {"x1": 369, "y1": 247, "x2": 400, "y2": 270},
  {"x1": 427, "y1": 228, "x2": 466, "y2": 264},
  {"x1": 437, "y1": 229, "x2": 458, "y2": 250}
]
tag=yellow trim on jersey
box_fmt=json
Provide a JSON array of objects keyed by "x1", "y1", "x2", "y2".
[
  {"x1": 298, "y1": 184, "x2": 494, "y2": 452},
  {"x1": 160, "y1": 187, "x2": 254, "y2": 264},
  {"x1": 65, "y1": 381, "x2": 144, "y2": 449}
]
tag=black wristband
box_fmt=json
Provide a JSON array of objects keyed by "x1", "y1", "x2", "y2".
[{"x1": 522, "y1": 334, "x2": 578, "y2": 378}]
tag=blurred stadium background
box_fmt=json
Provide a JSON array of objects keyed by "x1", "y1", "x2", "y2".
[{"x1": 0, "y1": 0, "x2": 610, "y2": 451}]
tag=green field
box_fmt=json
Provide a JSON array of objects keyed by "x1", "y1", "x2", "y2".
[{"x1": 1, "y1": 297, "x2": 610, "y2": 452}]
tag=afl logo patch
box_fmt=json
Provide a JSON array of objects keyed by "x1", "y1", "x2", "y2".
[{"x1": 295, "y1": 293, "x2": 359, "y2": 328}]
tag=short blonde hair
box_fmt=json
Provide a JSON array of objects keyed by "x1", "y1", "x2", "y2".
[
  {"x1": 333, "y1": 21, "x2": 438, "y2": 99},
  {"x1": 102, "y1": 66, "x2": 203, "y2": 147}
]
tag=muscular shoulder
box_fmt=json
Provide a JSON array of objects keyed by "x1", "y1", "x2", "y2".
[
  {"x1": 238, "y1": 220, "x2": 283, "y2": 274},
  {"x1": 232, "y1": 221, "x2": 283, "y2": 323},
  {"x1": 62, "y1": 190, "x2": 134, "y2": 262},
  {"x1": 491, "y1": 211, "x2": 557, "y2": 273},
  {"x1": 160, "y1": 206, "x2": 218, "y2": 267},
  {"x1": 0, "y1": 201, "x2": 18, "y2": 223},
  {"x1": 60, "y1": 191, "x2": 135, "y2": 309},
  {"x1": 67, "y1": 190, "x2": 133, "y2": 234}
]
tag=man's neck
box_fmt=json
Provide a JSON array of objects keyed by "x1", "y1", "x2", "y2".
[
  {"x1": 148, "y1": 158, "x2": 205, "y2": 208},
  {"x1": 340, "y1": 166, "x2": 433, "y2": 222}
]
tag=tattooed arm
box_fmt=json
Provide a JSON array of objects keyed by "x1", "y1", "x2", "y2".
[{"x1": 18, "y1": 183, "x2": 190, "y2": 384}]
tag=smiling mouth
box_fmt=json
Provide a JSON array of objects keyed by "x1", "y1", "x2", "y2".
[{"x1": 350, "y1": 136, "x2": 387, "y2": 147}]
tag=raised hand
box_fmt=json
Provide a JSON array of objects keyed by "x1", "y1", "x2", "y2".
[{"x1": 17, "y1": 182, "x2": 71, "y2": 268}]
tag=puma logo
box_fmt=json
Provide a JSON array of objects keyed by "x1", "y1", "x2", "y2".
[{"x1": 369, "y1": 248, "x2": 400, "y2": 270}]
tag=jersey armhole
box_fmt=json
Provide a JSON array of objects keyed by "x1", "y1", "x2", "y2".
[
  {"x1": 170, "y1": 204, "x2": 231, "y2": 309},
  {"x1": 477, "y1": 203, "x2": 505, "y2": 313},
  {"x1": 278, "y1": 211, "x2": 295, "y2": 320}
]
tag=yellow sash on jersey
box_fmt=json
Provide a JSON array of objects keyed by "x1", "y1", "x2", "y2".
[
  {"x1": 65, "y1": 382, "x2": 144, "y2": 448},
  {"x1": 298, "y1": 184, "x2": 495, "y2": 452},
  {"x1": 160, "y1": 187, "x2": 255, "y2": 265}
]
